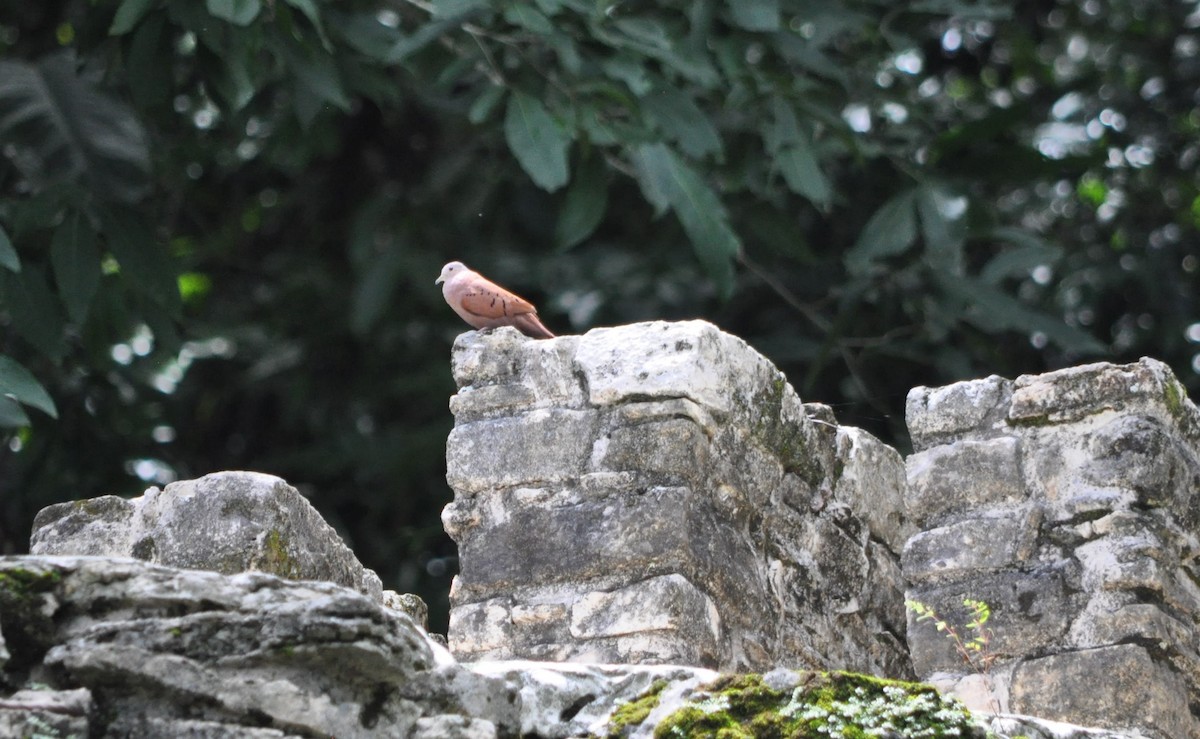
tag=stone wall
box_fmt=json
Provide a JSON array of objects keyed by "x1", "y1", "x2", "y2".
[
  {"x1": 444, "y1": 323, "x2": 1200, "y2": 738},
  {"x1": 905, "y1": 358, "x2": 1200, "y2": 737},
  {"x1": 442, "y1": 321, "x2": 912, "y2": 677}
]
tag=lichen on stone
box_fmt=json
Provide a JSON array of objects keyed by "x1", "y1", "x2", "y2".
[
  {"x1": 261, "y1": 528, "x2": 300, "y2": 578},
  {"x1": 634, "y1": 671, "x2": 982, "y2": 739}
]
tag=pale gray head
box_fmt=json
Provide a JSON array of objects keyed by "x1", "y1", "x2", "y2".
[{"x1": 435, "y1": 261, "x2": 468, "y2": 285}]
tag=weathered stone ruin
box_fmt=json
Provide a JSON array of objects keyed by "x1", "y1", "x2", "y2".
[
  {"x1": 905, "y1": 359, "x2": 1200, "y2": 738},
  {"x1": 443, "y1": 321, "x2": 911, "y2": 678},
  {"x1": 443, "y1": 321, "x2": 1200, "y2": 738},
  {"x1": 3, "y1": 319, "x2": 1198, "y2": 737}
]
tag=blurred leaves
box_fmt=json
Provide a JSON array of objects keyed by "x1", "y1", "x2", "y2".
[
  {"x1": 0, "y1": 355, "x2": 58, "y2": 423},
  {"x1": 0, "y1": 52, "x2": 150, "y2": 203}
]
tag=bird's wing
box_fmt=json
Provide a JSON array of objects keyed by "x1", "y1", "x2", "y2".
[{"x1": 456, "y1": 276, "x2": 539, "y2": 319}]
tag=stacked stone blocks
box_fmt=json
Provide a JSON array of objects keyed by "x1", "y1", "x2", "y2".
[
  {"x1": 443, "y1": 321, "x2": 912, "y2": 676},
  {"x1": 904, "y1": 358, "x2": 1200, "y2": 738}
]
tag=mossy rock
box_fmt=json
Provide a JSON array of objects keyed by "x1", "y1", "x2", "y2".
[{"x1": 604, "y1": 671, "x2": 984, "y2": 739}]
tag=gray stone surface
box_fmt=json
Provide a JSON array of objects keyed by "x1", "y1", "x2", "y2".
[
  {"x1": 442, "y1": 321, "x2": 911, "y2": 676},
  {"x1": 30, "y1": 470, "x2": 384, "y2": 600},
  {"x1": 0, "y1": 687, "x2": 91, "y2": 739},
  {"x1": 0, "y1": 555, "x2": 507, "y2": 739},
  {"x1": 904, "y1": 357, "x2": 1200, "y2": 738}
]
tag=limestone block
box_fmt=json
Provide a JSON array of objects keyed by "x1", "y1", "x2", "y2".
[
  {"x1": 596, "y1": 418, "x2": 710, "y2": 484},
  {"x1": 1079, "y1": 414, "x2": 1198, "y2": 519},
  {"x1": 1068, "y1": 597, "x2": 1193, "y2": 654},
  {"x1": 449, "y1": 598, "x2": 515, "y2": 656},
  {"x1": 908, "y1": 566, "x2": 1081, "y2": 675},
  {"x1": 573, "y1": 320, "x2": 777, "y2": 414},
  {"x1": 109, "y1": 717, "x2": 300, "y2": 737},
  {"x1": 1075, "y1": 531, "x2": 1169, "y2": 594},
  {"x1": 569, "y1": 575, "x2": 719, "y2": 646},
  {"x1": 906, "y1": 436, "x2": 1025, "y2": 526},
  {"x1": 0, "y1": 688, "x2": 91, "y2": 739},
  {"x1": 464, "y1": 662, "x2": 719, "y2": 739},
  {"x1": 1011, "y1": 645, "x2": 1196, "y2": 738},
  {"x1": 449, "y1": 487, "x2": 696, "y2": 601},
  {"x1": 1008, "y1": 357, "x2": 1195, "y2": 429},
  {"x1": 450, "y1": 329, "x2": 584, "y2": 418},
  {"x1": 412, "y1": 715, "x2": 498, "y2": 739},
  {"x1": 833, "y1": 426, "x2": 914, "y2": 554},
  {"x1": 902, "y1": 510, "x2": 1040, "y2": 584},
  {"x1": 906, "y1": 375, "x2": 1013, "y2": 451},
  {"x1": 446, "y1": 409, "x2": 598, "y2": 493},
  {"x1": 30, "y1": 471, "x2": 383, "y2": 599},
  {"x1": 984, "y1": 714, "x2": 1148, "y2": 739}
]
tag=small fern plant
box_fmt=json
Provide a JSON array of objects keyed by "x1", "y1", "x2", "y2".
[{"x1": 906, "y1": 598, "x2": 997, "y2": 675}]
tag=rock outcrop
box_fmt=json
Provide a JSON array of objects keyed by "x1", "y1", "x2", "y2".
[
  {"x1": 443, "y1": 321, "x2": 912, "y2": 677},
  {"x1": 0, "y1": 555, "x2": 514, "y2": 738},
  {"x1": 30, "y1": 470, "x2": 385, "y2": 602}
]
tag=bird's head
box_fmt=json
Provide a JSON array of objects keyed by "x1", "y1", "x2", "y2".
[{"x1": 435, "y1": 261, "x2": 467, "y2": 285}]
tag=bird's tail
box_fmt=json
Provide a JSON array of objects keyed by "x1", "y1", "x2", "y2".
[{"x1": 514, "y1": 313, "x2": 556, "y2": 339}]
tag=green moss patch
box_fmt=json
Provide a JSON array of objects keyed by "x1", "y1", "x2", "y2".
[
  {"x1": 0, "y1": 566, "x2": 63, "y2": 600},
  {"x1": 608, "y1": 679, "x2": 669, "y2": 737},
  {"x1": 262, "y1": 529, "x2": 301, "y2": 578},
  {"x1": 640, "y1": 672, "x2": 982, "y2": 739}
]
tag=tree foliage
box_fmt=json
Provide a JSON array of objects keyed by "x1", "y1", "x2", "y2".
[{"x1": 1, "y1": 0, "x2": 1197, "y2": 628}]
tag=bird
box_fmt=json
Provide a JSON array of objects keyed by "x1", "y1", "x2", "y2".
[{"x1": 435, "y1": 261, "x2": 556, "y2": 339}]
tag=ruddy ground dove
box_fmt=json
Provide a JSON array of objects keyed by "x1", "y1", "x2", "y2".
[{"x1": 435, "y1": 261, "x2": 556, "y2": 339}]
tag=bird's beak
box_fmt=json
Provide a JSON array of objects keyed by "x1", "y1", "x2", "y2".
[{"x1": 434, "y1": 276, "x2": 444, "y2": 285}]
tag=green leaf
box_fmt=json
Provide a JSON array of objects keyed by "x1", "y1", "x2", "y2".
[
  {"x1": 386, "y1": 21, "x2": 454, "y2": 63},
  {"x1": 640, "y1": 82, "x2": 722, "y2": 159},
  {"x1": 504, "y1": 91, "x2": 571, "y2": 192},
  {"x1": 777, "y1": 139, "x2": 831, "y2": 209},
  {"x1": 0, "y1": 267, "x2": 66, "y2": 361},
  {"x1": 468, "y1": 85, "x2": 506, "y2": 124},
  {"x1": 101, "y1": 207, "x2": 181, "y2": 315},
  {"x1": 503, "y1": 5, "x2": 554, "y2": 34},
  {"x1": 278, "y1": 41, "x2": 352, "y2": 114},
  {"x1": 727, "y1": 0, "x2": 779, "y2": 32},
  {"x1": 0, "y1": 355, "x2": 58, "y2": 419},
  {"x1": 763, "y1": 95, "x2": 801, "y2": 154},
  {"x1": 631, "y1": 143, "x2": 740, "y2": 299},
  {"x1": 845, "y1": 189, "x2": 918, "y2": 273},
  {"x1": 0, "y1": 224, "x2": 18, "y2": 272},
  {"x1": 0, "y1": 52, "x2": 151, "y2": 204},
  {"x1": 980, "y1": 228, "x2": 1063, "y2": 284},
  {"x1": 602, "y1": 53, "x2": 653, "y2": 96},
  {"x1": 327, "y1": 10, "x2": 404, "y2": 60},
  {"x1": 934, "y1": 273, "x2": 1106, "y2": 354},
  {"x1": 110, "y1": 0, "x2": 159, "y2": 35},
  {"x1": 127, "y1": 13, "x2": 174, "y2": 110},
  {"x1": 0, "y1": 396, "x2": 31, "y2": 428},
  {"x1": 283, "y1": 0, "x2": 330, "y2": 47},
  {"x1": 917, "y1": 184, "x2": 966, "y2": 275},
  {"x1": 206, "y1": 0, "x2": 261, "y2": 26},
  {"x1": 555, "y1": 154, "x2": 608, "y2": 250},
  {"x1": 50, "y1": 212, "x2": 101, "y2": 326},
  {"x1": 431, "y1": 0, "x2": 488, "y2": 18}
]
